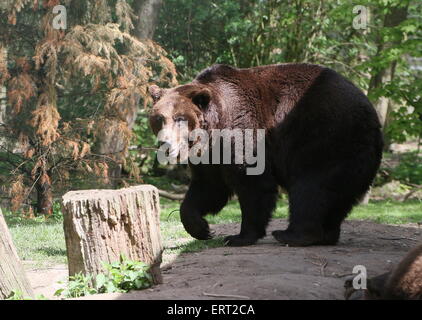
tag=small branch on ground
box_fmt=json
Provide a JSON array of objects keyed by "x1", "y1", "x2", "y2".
[
  {"x1": 307, "y1": 254, "x2": 328, "y2": 277},
  {"x1": 378, "y1": 236, "x2": 418, "y2": 241},
  {"x1": 158, "y1": 189, "x2": 185, "y2": 201},
  {"x1": 202, "y1": 292, "x2": 251, "y2": 299},
  {"x1": 333, "y1": 273, "x2": 355, "y2": 278}
]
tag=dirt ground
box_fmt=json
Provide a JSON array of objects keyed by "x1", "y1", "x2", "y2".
[
  {"x1": 28, "y1": 219, "x2": 422, "y2": 300},
  {"x1": 26, "y1": 264, "x2": 68, "y2": 298}
]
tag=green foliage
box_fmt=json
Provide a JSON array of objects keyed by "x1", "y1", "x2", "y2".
[
  {"x1": 49, "y1": 201, "x2": 64, "y2": 222},
  {"x1": 384, "y1": 77, "x2": 422, "y2": 143},
  {"x1": 0, "y1": 0, "x2": 177, "y2": 215},
  {"x1": 129, "y1": 110, "x2": 157, "y2": 175},
  {"x1": 54, "y1": 255, "x2": 152, "y2": 298},
  {"x1": 99, "y1": 256, "x2": 153, "y2": 293},
  {"x1": 156, "y1": 0, "x2": 422, "y2": 146},
  {"x1": 6, "y1": 290, "x2": 47, "y2": 300},
  {"x1": 375, "y1": 151, "x2": 422, "y2": 187},
  {"x1": 54, "y1": 273, "x2": 98, "y2": 299},
  {"x1": 389, "y1": 152, "x2": 422, "y2": 185}
]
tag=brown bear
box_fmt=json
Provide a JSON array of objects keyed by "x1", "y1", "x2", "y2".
[
  {"x1": 149, "y1": 63, "x2": 383, "y2": 247},
  {"x1": 344, "y1": 244, "x2": 422, "y2": 300}
]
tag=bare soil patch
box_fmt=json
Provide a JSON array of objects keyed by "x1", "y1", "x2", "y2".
[
  {"x1": 26, "y1": 264, "x2": 68, "y2": 298},
  {"x1": 77, "y1": 219, "x2": 422, "y2": 300}
]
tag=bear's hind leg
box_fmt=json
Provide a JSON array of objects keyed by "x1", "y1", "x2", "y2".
[
  {"x1": 321, "y1": 200, "x2": 355, "y2": 245},
  {"x1": 272, "y1": 181, "x2": 328, "y2": 246}
]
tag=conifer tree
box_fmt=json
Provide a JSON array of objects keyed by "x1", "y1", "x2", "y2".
[{"x1": 0, "y1": 0, "x2": 177, "y2": 215}]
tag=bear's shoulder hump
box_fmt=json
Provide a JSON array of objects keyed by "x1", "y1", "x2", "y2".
[{"x1": 195, "y1": 64, "x2": 237, "y2": 83}]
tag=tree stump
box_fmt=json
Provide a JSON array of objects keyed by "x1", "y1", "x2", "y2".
[
  {"x1": 0, "y1": 208, "x2": 34, "y2": 299},
  {"x1": 62, "y1": 185, "x2": 163, "y2": 285}
]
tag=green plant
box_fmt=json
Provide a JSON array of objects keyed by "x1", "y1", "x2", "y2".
[
  {"x1": 97, "y1": 255, "x2": 153, "y2": 293},
  {"x1": 55, "y1": 273, "x2": 98, "y2": 298},
  {"x1": 391, "y1": 152, "x2": 422, "y2": 185},
  {"x1": 54, "y1": 255, "x2": 153, "y2": 298},
  {"x1": 377, "y1": 152, "x2": 422, "y2": 186},
  {"x1": 6, "y1": 290, "x2": 47, "y2": 300},
  {"x1": 130, "y1": 111, "x2": 158, "y2": 175},
  {"x1": 49, "y1": 201, "x2": 64, "y2": 222}
]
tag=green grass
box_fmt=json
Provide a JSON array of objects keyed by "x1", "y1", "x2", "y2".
[
  {"x1": 4, "y1": 198, "x2": 422, "y2": 268},
  {"x1": 4, "y1": 214, "x2": 67, "y2": 268},
  {"x1": 348, "y1": 200, "x2": 422, "y2": 224}
]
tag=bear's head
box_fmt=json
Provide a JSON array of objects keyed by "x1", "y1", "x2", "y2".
[{"x1": 148, "y1": 84, "x2": 214, "y2": 160}]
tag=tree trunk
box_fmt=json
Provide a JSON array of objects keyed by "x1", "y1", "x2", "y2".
[
  {"x1": 96, "y1": 1, "x2": 164, "y2": 184},
  {"x1": 0, "y1": 45, "x2": 7, "y2": 149},
  {"x1": 61, "y1": 185, "x2": 163, "y2": 285},
  {"x1": 362, "y1": 5, "x2": 407, "y2": 203},
  {"x1": 367, "y1": 5, "x2": 408, "y2": 150},
  {"x1": 0, "y1": 208, "x2": 34, "y2": 299},
  {"x1": 360, "y1": 187, "x2": 371, "y2": 205},
  {"x1": 368, "y1": 63, "x2": 396, "y2": 128},
  {"x1": 93, "y1": 93, "x2": 140, "y2": 188},
  {"x1": 132, "y1": 0, "x2": 163, "y2": 39},
  {"x1": 35, "y1": 170, "x2": 53, "y2": 216},
  {"x1": 0, "y1": 46, "x2": 6, "y2": 124}
]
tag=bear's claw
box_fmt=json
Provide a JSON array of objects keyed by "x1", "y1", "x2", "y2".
[
  {"x1": 190, "y1": 227, "x2": 213, "y2": 240},
  {"x1": 181, "y1": 215, "x2": 213, "y2": 240}
]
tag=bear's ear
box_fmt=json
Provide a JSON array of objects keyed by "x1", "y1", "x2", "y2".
[
  {"x1": 190, "y1": 88, "x2": 211, "y2": 111},
  {"x1": 149, "y1": 85, "x2": 163, "y2": 102}
]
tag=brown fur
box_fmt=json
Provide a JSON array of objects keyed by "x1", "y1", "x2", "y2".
[
  {"x1": 149, "y1": 63, "x2": 383, "y2": 247},
  {"x1": 345, "y1": 244, "x2": 422, "y2": 300},
  {"x1": 150, "y1": 64, "x2": 324, "y2": 135}
]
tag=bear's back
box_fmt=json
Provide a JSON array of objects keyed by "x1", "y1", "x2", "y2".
[
  {"x1": 195, "y1": 63, "x2": 325, "y2": 86},
  {"x1": 194, "y1": 63, "x2": 374, "y2": 129}
]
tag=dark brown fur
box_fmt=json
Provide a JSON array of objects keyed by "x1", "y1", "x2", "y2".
[{"x1": 149, "y1": 63, "x2": 383, "y2": 247}]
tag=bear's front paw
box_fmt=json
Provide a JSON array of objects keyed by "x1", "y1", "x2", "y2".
[
  {"x1": 181, "y1": 216, "x2": 213, "y2": 240},
  {"x1": 189, "y1": 225, "x2": 214, "y2": 241},
  {"x1": 224, "y1": 234, "x2": 258, "y2": 247}
]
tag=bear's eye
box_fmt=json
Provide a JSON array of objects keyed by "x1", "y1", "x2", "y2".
[{"x1": 174, "y1": 115, "x2": 186, "y2": 123}]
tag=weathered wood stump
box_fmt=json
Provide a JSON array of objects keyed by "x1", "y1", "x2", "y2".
[
  {"x1": 0, "y1": 208, "x2": 34, "y2": 299},
  {"x1": 62, "y1": 185, "x2": 163, "y2": 284}
]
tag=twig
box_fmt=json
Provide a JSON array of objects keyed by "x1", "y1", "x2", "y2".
[
  {"x1": 166, "y1": 209, "x2": 180, "y2": 221},
  {"x1": 211, "y1": 282, "x2": 221, "y2": 289},
  {"x1": 402, "y1": 185, "x2": 422, "y2": 201},
  {"x1": 333, "y1": 273, "x2": 355, "y2": 278},
  {"x1": 202, "y1": 292, "x2": 250, "y2": 300},
  {"x1": 378, "y1": 237, "x2": 418, "y2": 241},
  {"x1": 158, "y1": 189, "x2": 185, "y2": 201},
  {"x1": 308, "y1": 254, "x2": 328, "y2": 277}
]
